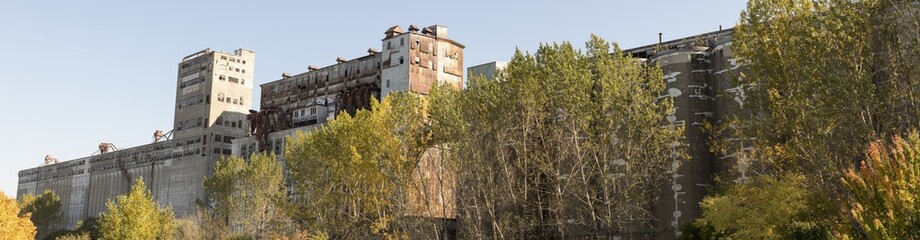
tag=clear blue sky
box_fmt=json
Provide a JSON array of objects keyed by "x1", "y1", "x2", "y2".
[{"x1": 0, "y1": 1, "x2": 747, "y2": 196}]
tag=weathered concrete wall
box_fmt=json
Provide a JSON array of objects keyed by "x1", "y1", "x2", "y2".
[
  {"x1": 18, "y1": 136, "x2": 206, "y2": 231},
  {"x1": 466, "y1": 61, "x2": 507, "y2": 83},
  {"x1": 623, "y1": 29, "x2": 737, "y2": 239}
]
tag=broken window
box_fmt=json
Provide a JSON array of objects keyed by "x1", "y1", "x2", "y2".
[{"x1": 399, "y1": 56, "x2": 404, "y2": 65}]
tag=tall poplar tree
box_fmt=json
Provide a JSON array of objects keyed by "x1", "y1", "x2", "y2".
[
  {"x1": 285, "y1": 93, "x2": 433, "y2": 239},
  {"x1": 434, "y1": 35, "x2": 684, "y2": 238},
  {"x1": 202, "y1": 153, "x2": 289, "y2": 239}
]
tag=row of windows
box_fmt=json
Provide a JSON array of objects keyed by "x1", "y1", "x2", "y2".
[
  {"x1": 213, "y1": 134, "x2": 235, "y2": 144},
  {"x1": 215, "y1": 117, "x2": 244, "y2": 129},
  {"x1": 217, "y1": 75, "x2": 246, "y2": 85},
  {"x1": 293, "y1": 107, "x2": 318, "y2": 118},
  {"x1": 19, "y1": 159, "x2": 87, "y2": 177},
  {"x1": 216, "y1": 93, "x2": 245, "y2": 105},
  {"x1": 176, "y1": 117, "x2": 203, "y2": 131},
  {"x1": 220, "y1": 55, "x2": 247, "y2": 65},
  {"x1": 179, "y1": 77, "x2": 204, "y2": 89},
  {"x1": 19, "y1": 168, "x2": 86, "y2": 183},
  {"x1": 177, "y1": 94, "x2": 204, "y2": 109},
  {"x1": 218, "y1": 64, "x2": 247, "y2": 73},
  {"x1": 214, "y1": 148, "x2": 233, "y2": 155}
]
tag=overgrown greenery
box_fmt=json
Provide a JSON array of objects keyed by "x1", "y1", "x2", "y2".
[
  {"x1": 843, "y1": 132, "x2": 920, "y2": 239},
  {"x1": 694, "y1": 0, "x2": 920, "y2": 239},
  {"x1": 434, "y1": 35, "x2": 684, "y2": 238},
  {"x1": 19, "y1": 189, "x2": 61, "y2": 238},
  {"x1": 97, "y1": 178, "x2": 175, "y2": 240},
  {"x1": 16, "y1": 1, "x2": 920, "y2": 239},
  {"x1": 0, "y1": 191, "x2": 35, "y2": 240},
  {"x1": 285, "y1": 93, "x2": 435, "y2": 239},
  {"x1": 201, "y1": 153, "x2": 289, "y2": 239}
]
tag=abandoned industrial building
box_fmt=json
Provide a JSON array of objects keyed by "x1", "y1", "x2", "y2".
[
  {"x1": 17, "y1": 24, "x2": 743, "y2": 238},
  {"x1": 17, "y1": 24, "x2": 465, "y2": 233}
]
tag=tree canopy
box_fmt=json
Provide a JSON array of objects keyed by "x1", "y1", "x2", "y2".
[
  {"x1": 435, "y1": 35, "x2": 684, "y2": 238},
  {"x1": 18, "y1": 189, "x2": 61, "y2": 238},
  {"x1": 0, "y1": 191, "x2": 35, "y2": 240},
  {"x1": 202, "y1": 152, "x2": 288, "y2": 239},
  {"x1": 97, "y1": 178, "x2": 175, "y2": 240},
  {"x1": 285, "y1": 93, "x2": 432, "y2": 238}
]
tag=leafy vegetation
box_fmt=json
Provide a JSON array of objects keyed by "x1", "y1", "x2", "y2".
[
  {"x1": 18, "y1": 1, "x2": 920, "y2": 239},
  {"x1": 0, "y1": 191, "x2": 35, "y2": 240},
  {"x1": 695, "y1": 0, "x2": 920, "y2": 239},
  {"x1": 19, "y1": 189, "x2": 61, "y2": 238},
  {"x1": 435, "y1": 35, "x2": 684, "y2": 238},
  {"x1": 285, "y1": 93, "x2": 434, "y2": 239},
  {"x1": 97, "y1": 178, "x2": 175, "y2": 240},
  {"x1": 843, "y1": 132, "x2": 920, "y2": 239},
  {"x1": 201, "y1": 153, "x2": 289, "y2": 239}
]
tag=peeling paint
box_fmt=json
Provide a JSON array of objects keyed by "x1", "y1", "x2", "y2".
[
  {"x1": 694, "y1": 112, "x2": 713, "y2": 118},
  {"x1": 689, "y1": 94, "x2": 715, "y2": 101},
  {"x1": 664, "y1": 71, "x2": 682, "y2": 83},
  {"x1": 724, "y1": 84, "x2": 748, "y2": 108}
]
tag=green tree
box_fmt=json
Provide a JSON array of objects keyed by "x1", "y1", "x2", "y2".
[
  {"x1": 19, "y1": 189, "x2": 61, "y2": 238},
  {"x1": 202, "y1": 153, "x2": 289, "y2": 239},
  {"x1": 433, "y1": 35, "x2": 684, "y2": 238},
  {"x1": 728, "y1": 0, "x2": 877, "y2": 186},
  {"x1": 0, "y1": 191, "x2": 35, "y2": 240},
  {"x1": 703, "y1": 0, "x2": 920, "y2": 237},
  {"x1": 842, "y1": 132, "x2": 920, "y2": 239},
  {"x1": 285, "y1": 93, "x2": 431, "y2": 239},
  {"x1": 54, "y1": 232, "x2": 90, "y2": 240},
  {"x1": 98, "y1": 178, "x2": 175, "y2": 240},
  {"x1": 693, "y1": 174, "x2": 832, "y2": 239}
]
